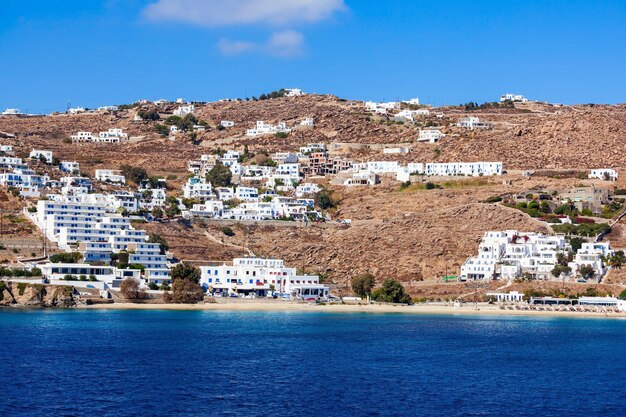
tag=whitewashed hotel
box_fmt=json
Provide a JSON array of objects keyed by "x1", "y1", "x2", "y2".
[
  {"x1": 29, "y1": 199, "x2": 170, "y2": 283},
  {"x1": 460, "y1": 231, "x2": 570, "y2": 281},
  {"x1": 200, "y1": 257, "x2": 329, "y2": 300},
  {"x1": 460, "y1": 231, "x2": 612, "y2": 282}
]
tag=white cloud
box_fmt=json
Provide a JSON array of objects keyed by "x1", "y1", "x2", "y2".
[
  {"x1": 143, "y1": 0, "x2": 346, "y2": 26},
  {"x1": 265, "y1": 30, "x2": 304, "y2": 57},
  {"x1": 217, "y1": 30, "x2": 304, "y2": 58},
  {"x1": 217, "y1": 39, "x2": 256, "y2": 56}
]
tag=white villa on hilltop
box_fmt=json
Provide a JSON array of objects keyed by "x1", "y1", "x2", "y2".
[{"x1": 500, "y1": 93, "x2": 529, "y2": 102}]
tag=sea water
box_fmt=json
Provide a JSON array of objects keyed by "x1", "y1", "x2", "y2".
[{"x1": 1, "y1": 310, "x2": 625, "y2": 416}]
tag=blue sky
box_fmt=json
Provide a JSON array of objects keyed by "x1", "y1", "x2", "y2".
[{"x1": 1, "y1": 0, "x2": 625, "y2": 113}]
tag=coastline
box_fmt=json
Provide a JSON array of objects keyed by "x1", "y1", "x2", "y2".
[{"x1": 75, "y1": 301, "x2": 626, "y2": 319}]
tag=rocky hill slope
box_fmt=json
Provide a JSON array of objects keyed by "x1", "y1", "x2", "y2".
[{"x1": 1, "y1": 96, "x2": 625, "y2": 177}]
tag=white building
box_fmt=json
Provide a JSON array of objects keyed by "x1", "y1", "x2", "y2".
[
  {"x1": 200, "y1": 257, "x2": 328, "y2": 300},
  {"x1": 395, "y1": 109, "x2": 429, "y2": 121},
  {"x1": 418, "y1": 128, "x2": 445, "y2": 143},
  {"x1": 246, "y1": 121, "x2": 291, "y2": 136},
  {"x1": 221, "y1": 121, "x2": 235, "y2": 128},
  {"x1": 460, "y1": 231, "x2": 570, "y2": 281},
  {"x1": 70, "y1": 131, "x2": 95, "y2": 143},
  {"x1": 486, "y1": 291, "x2": 525, "y2": 303},
  {"x1": 98, "y1": 105, "x2": 119, "y2": 112},
  {"x1": 299, "y1": 143, "x2": 326, "y2": 154},
  {"x1": 500, "y1": 93, "x2": 528, "y2": 103},
  {"x1": 29, "y1": 149, "x2": 53, "y2": 163},
  {"x1": 285, "y1": 88, "x2": 304, "y2": 97},
  {"x1": 30, "y1": 199, "x2": 169, "y2": 284},
  {"x1": 173, "y1": 105, "x2": 195, "y2": 117},
  {"x1": 425, "y1": 162, "x2": 503, "y2": 177},
  {"x1": 59, "y1": 161, "x2": 80, "y2": 174},
  {"x1": 588, "y1": 169, "x2": 618, "y2": 181},
  {"x1": 184, "y1": 200, "x2": 224, "y2": 219},
  {"x1": 295, "y1": 183, "x2": 321, "y2": 197},
  {"x1": 235, "y1": 186, "x2": 259, "y2": 202},
  {"x1": 383, "y1": 147, "x2": 410, "y2": 154},
  {"x1": 353, "y1": 161, "x2": 400, "y2": 174},
  {"x1": 570, "y1": 242, "x2": 613, "y2": 281},
  {"x1": 183, "y1": 176, "x2": 213, "y2": 200},
  {"x1": 457, "y1": 116, "x2": 491, "y2": 129},
  {"x1": 98, "y1": 128, "x2": 128, "y2": 143},
  {"x1": 67, "y1": 107, "x2": 86, "y2": 114},
  {"x1": 95, "y1": 169, "x2": 126, "y2": 184},
  {"x1": 300, "y1": 117, "x2": 315, "y2": 127},
  {"x1": 1, "y1": 108, "x2": 24, "y2": 116},
  {"x1": 402, "y1": 98, "x2": 420, "y2": 105}
]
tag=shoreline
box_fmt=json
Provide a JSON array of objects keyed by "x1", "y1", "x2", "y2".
[{"x1": 71, "y1": 301, "x2": 626, "y2": 319}]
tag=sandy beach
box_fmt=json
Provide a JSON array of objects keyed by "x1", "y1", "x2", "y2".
[{"x1": 78, "y1": 301, "x2": 626, "y2": 319}]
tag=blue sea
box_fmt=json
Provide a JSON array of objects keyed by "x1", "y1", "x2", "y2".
[{"x1": 1, "y1": 310, "x2": 626, "y2": 416}]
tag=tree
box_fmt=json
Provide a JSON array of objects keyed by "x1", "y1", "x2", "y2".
[
  {"x1": 170, "y1": 263, "x2": 201, "y2": 284},
  {"x1": 351, "y1": 273, "x2": 376, "y2": 298},
  {"x1": 120, "y1": 165, "x2": 149, "y2": 185},
  {"x1": 578, "y1": 264, "x2": 596, "y2": 280},
  {"x1": 619, "y1": 289, "x2": 626, "y2": 300},
  {"x1": 551, "y1": 265, "x2": 572, "y2": 279},
  {"x1": 120, "y1": 278, "x2": 146, "y2": 300},
  {"x1": 314, "y1": 189, "x2": 336, "y2": 210},
  {"x1": 49, "y1": 252, "x2": 82, "y2": 263},
  {"x1": 151, "y1": 206, "x2": 164, "y2": 219},
  {"x1": 569, "y1": 237, "x2": 585, "y2": 252},
  {"x1": 221, "y1": 226, "x2": 235, "y2": 237},
  {"x1": 164, "y1": 279, "x2": 204, "y2": 304},
  {"x1": 137, "y1": 109, "x2": 160, "y2": 121},
  {"x1": 206, "y1": 162, "x2": 232, "y2": 187},
  {"x1": 148, "y1": 233, "x2": 169, "y2": 254},
  {"x1": 371, "y1": 279, "x2": 412, "y2": 304},
  {"x1": 608, "y1": 250, "x2": 626, "y2": 269}
]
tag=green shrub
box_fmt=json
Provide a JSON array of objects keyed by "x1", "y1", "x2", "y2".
[
  {"x1": 221, "y1": 226, "x2": 235, "y2": 237},
  {"x1": 371, "y1": 279, "x2": 412, "y2": 304},
  {"x1": 49, "y1": 252, "x2": 82, "y2": 263},
  {"x1": 17, "y1": 282, "x2": 27, "y2": 296},
  {"x1": 484, "y1": 195, "x2": 502, "y2": 203}
]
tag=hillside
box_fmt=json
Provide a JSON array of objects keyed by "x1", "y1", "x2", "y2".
[
  {"x1": 2, "y1": 94, "x2": 626, "y2": 295},
  {"x1": 1, "y1": 96, "x2": 625, "y2": 176}
]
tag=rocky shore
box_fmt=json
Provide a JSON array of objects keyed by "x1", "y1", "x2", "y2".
[{"x1": 0, "y1": 281, "x2": 76, "y2": 308}]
